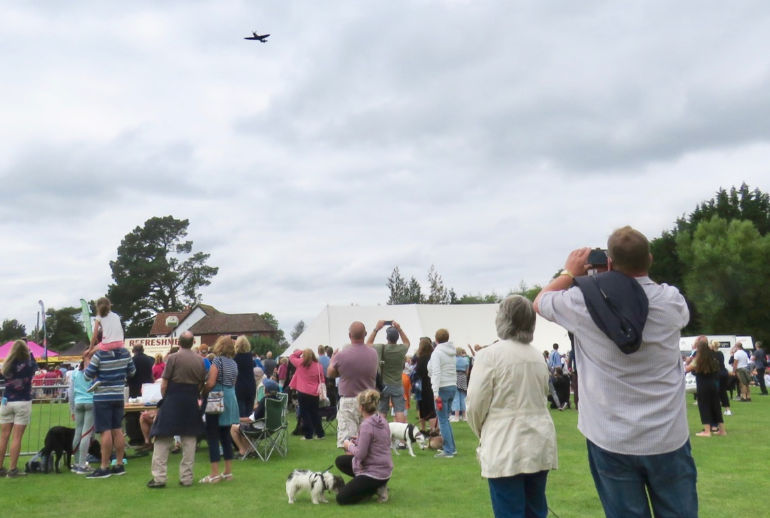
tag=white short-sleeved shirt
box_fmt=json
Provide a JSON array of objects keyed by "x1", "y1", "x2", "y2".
[
  {"x1": 95, "y1": 311, "x2": 124, "y2": 343},
  {"x1": 538, "y1": 276, "x2": 690, "y2": 456},
  {"x1": 733, "y1": 349, "x2": 749, "y2": 369}
]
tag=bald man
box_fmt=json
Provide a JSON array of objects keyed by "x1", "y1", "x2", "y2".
[{"x1": 327, "y1": 321, "x2": 379, "y2": 447}]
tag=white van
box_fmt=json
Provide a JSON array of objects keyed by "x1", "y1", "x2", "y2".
[{"x1": 680, "y1": 335, "x2": 754, "y2": 393}]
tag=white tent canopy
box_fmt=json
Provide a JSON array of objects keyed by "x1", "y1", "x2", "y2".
[{"x1": 284, "y1": 304, "x2": 570, "y2": 357}]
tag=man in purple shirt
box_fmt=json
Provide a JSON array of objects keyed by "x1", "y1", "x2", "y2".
[{"x1": 327, "y1": 321, "x2": 378, "y2": 448}]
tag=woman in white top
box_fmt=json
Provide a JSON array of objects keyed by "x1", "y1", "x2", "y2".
[{"x1": 467, "y1": 295, "x2": 557, "y2": 518}]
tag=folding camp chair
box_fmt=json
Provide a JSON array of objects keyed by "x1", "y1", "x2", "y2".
[
  {"x1": 241, "y1": 393, "x2": 288, "y2": 461},
  {"x1": 319, "y1": 404, "x2": 337, "y2": 435}
]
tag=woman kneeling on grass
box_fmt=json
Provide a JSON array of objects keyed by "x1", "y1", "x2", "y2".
[
  {"x1": 335, "y1": 389, "x2": 392, "y2": 504},
  {"x1": 467, "y1": 295, "x2": 558, "y2": 518}
]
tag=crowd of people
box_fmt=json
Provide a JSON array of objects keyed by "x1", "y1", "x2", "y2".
[{"x1": 2, "y1": 225, "x2": 769, "y2": 518}]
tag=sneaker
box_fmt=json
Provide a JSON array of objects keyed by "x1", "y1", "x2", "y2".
[
  {"x1": 6, "y1": 468, "x2": 26, "y2": 478},
  {"x1": 0, "y1": 467, "x2": 7, "y2": 477},
  {"x1": 724, "y1": 409, "x2": 732, "y2": 416},
  {"x1": 560, "y1": 402, "x2": 569, "y2": 410},
  {"x1": 111, "y1": 465, "x2": 126, "y2": 476},
  {"x1": 376, "y1": 485, "x2": 389, "y2": 503},
  {"x1": 434, "y1": 450, "x2": 455, "y2": 458},
  {"x1": 72, "y1": 465, "x2": 93, "y2": 475},
  {"x1": 87, "y1": 468, "x2": 112, "y2": 479},
  {"x1": 147, "y1": 479, "x2": 166, "y2": 489},
  {"x1": 448, "y1": 416, "x2": 459, "y2": 422}
]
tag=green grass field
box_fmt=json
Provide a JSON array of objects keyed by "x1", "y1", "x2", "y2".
[{"x1": 3, "y1": 388, "x2": 768, "y2": 518}]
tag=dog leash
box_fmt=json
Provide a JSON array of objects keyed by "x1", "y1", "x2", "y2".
[{"x1": 71, "y1": 425, "x2": 94, "y2": 454}]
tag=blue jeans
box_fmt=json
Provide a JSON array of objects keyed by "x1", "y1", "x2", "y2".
[
  {"x1": 73, "y1": 403, "x2": 94, "y2": 466},
  {"x1": 488, "y1": 471, "x2": 548, "y2": 518},
  {"x1": 451, "y1": 389, "x2": 466, "y2": 413},
  {"x1": 436, "y1": 386, "x2": 456, "y2": 455},
  {"x1": 587, "y1": 439, "x2": 698, "y2": 518}
]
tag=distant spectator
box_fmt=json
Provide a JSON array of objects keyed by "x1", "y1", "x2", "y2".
[
  {"x1": 234, "y1": 336, "x2": 257, "y2": 418},
  {"x1": 262, "y1": 351, "x2": 277, "y2": 378},
  {"x1": 752, "y1": 341, "x2": 767, "y2": 395},
  {"x1": 428, "y1": 328, "x2": 457, "y2": 458},
  {"x1": 289, "y1": 348, "x2": 326, "y2": 440},
  {"x1": 317, "y1": 346, "x2": 330, "y2": 377},
  {"x1": 547, "y1": 343, "x2": 562, "y2": 372},
  {"x1": 367, "y1": 321, "x2": 410, "y2": 426},
  {"x1": 277, "y1": 357, "x2": 289, "y2": 391},
  {"x1": 152, "y1": 354, "x2": 166, "y2": 381},
  {"x1": 732, "y1": 342, "x2": 751, "y2": 401}
]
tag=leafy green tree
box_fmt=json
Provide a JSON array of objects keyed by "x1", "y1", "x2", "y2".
[
  {"x1": 386, "y1": 267, "x2": 424, "y2": 304},
  {"x1": 426, "y1": 265, "x2": 451, "y2": 304},
  {"x1": 405, "y1": 276, "x2": 423, "y2": 303},
  {"x1": 677, "y1": 217, "x2": 770, "y2": 340},
  {"x1": 107, "y1": 216, "x2": 218, "y2": 337},
  {"x1": 45, "y1": 307, "x2": 88, "y2": 351},
  {"x1": 650, "y1": 184, "x2": 770, "y2": 333},
  {"x1": 454, "y1": 292, "x2": 501, "y2": 304},
  {"x1": 0, "y1": 319, "x2": 27, "y2": 342}
]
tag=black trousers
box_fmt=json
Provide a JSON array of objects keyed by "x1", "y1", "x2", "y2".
[
  {"x1": 334, "y1": 455, "x2": 388, "y2": 505},
  {"x1": 696, "y1": 378, "x2": 723, "y2": 426},
  {"x1": 757, "y1": 368, "x2": 767, "y2": 394},
  {"x1": 718, "y1": 373, "x2": 731, "y2": 408},
  {"x1": 297, "y1": 392, "x2": 324, "y2": 439}
]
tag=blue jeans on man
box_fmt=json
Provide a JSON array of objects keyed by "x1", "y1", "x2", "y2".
[
  {"x1": 488, "y1": 471, "x2": 548, "y2": 518},
  {"x1": 586, "y1": 439, "x2": 698, "y2": 518},
  {"x1": 436, "y1": 386, "x2": 457, "y2": 455}
]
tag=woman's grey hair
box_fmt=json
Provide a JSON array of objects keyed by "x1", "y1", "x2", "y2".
[{"x1": 495, "y1": 295, "x2": 536, "y2": 343}]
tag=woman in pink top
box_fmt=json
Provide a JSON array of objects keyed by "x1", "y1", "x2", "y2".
[
  {"x1": 152, "y1": 354, "x2": 165, "y2": 381},
  {"x1": 289, "y1": 349, "x2": 325, "y2": 440}
]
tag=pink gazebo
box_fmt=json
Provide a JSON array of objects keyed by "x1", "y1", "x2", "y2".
[{"x1": 0, "y1": 341, "x2": 58, "y2": 360}]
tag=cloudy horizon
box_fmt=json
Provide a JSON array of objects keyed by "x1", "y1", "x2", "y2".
[{"x1": 2, "y1": 1, "x2": 769, "y2": 338}]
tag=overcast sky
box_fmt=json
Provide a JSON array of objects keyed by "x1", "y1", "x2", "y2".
[{"x1": 2, "y1": 1, "x2": 769, "y2": 338}]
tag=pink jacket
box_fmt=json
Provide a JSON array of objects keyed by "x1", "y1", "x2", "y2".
[{"x1": 289, "y1": 351, "x2": 325, "y2": 396}]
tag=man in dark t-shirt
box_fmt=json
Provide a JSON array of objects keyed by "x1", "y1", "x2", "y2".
[{"x1": 752, "y1": 342, "x2": 767, "y2": 395}]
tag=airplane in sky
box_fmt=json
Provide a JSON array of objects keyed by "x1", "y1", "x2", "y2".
[{"x1": 244, "y1": 31, "x2": 270, "y2": 43}]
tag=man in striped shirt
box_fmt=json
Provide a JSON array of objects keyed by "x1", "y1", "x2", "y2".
[
  {"x1": 535, "y1": 226, "x2": 697, "y2": 518},
  {"x1": 84, "y1": 346, "x2": 136, "y2": 479}
]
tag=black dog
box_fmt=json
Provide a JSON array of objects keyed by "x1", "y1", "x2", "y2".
[{"x1": 42, "y1": 426, "x2": 75, "y2": 473}]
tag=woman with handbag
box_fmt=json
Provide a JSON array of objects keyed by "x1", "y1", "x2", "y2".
[
  {"x1": 200, "y1": 336, "x2": 240, "y2": 484},
  {"x1": 289, "y1": 348, "x2": 326, "y2": 440}
]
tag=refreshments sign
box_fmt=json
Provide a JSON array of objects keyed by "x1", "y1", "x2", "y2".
[{"x1": 125, "y1": 337, "x2": 202, "y2": 357}]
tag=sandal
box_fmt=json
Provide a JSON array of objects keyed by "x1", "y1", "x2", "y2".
[
  {"x1": 199, "y1": 474, "x2": 222, "y2": 484},
  {"x1": 222, "y1": 473, "x2": 233, "y2": 481}
]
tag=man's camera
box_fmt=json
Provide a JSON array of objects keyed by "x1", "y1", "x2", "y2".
[{"x1": 587, "y1": 248, "x2": 608, "y2": 275}]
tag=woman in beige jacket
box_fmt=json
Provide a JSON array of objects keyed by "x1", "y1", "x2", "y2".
[{"x1": 466, "y1": 295, "x2": 558, "y2": 518}]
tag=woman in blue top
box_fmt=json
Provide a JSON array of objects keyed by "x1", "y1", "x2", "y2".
[
  {"x1": 452, "y1": 348, "x2": 470, "y2": 422},
  {"x1": 69, "y1": 351, "x2": 95, "y2": 474},
  {"x1": 201, "y1": 336, "x2": 240, "y2": 483},
  {"x1": 0, "y1": 340, "x2": 37, "y2": 478}
]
